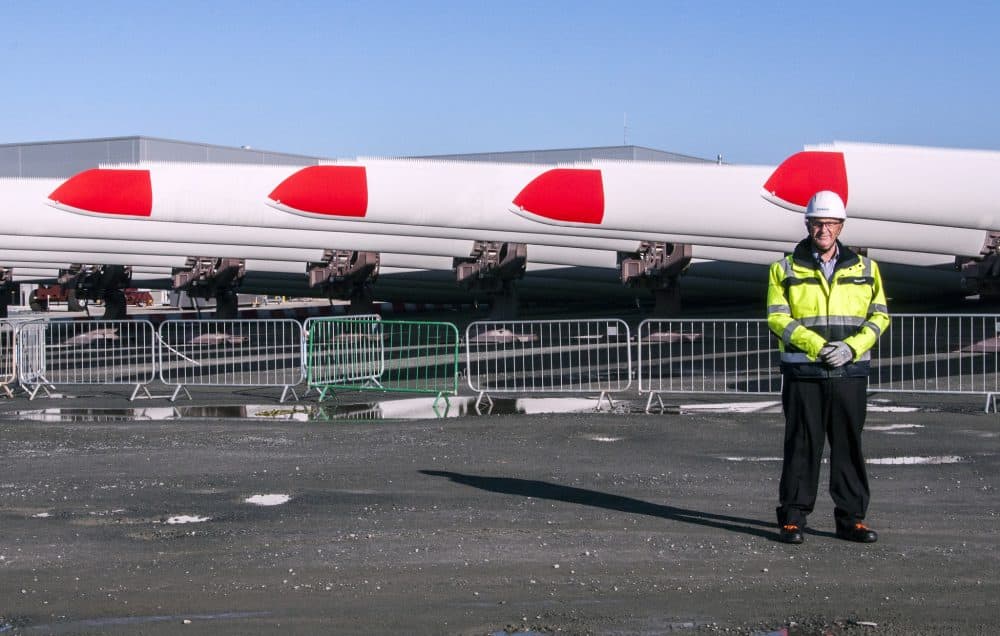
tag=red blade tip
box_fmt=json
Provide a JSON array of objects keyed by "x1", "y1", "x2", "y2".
[
  {"x1": 48, "y1": 169, "x2": 152, "y2": 217},
  {"x1": 268, "y1": 166, "x2": 368, "y2": 218},
  {"x1": 512, "y1": 169, "x2": 605, "y2": 225},
  {"x1": 762, "y1": 151, "x2": 848, "y2": 211}
]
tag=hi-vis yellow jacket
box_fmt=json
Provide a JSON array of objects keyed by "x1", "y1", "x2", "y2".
[{"x1": 767, "y1": 239, "x2": 890, "y2": 378}]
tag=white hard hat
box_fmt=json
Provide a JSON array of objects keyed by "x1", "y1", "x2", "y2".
[{"x1": 805, "y1": 191, "x2": 847, "y2": 220}]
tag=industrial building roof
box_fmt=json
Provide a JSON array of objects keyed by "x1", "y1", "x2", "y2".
[
  {"x1": 0, "y1": 136, "x2": 324, "y2": 178},
  {"x1": 416, "y1": 145, "x2": 714, "y2": 164},
  {"x1": 0, "y1": 136, "x2": 714, "y2": 178}
]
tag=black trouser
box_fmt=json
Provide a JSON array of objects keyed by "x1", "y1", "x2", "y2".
[{"x1": 776, "y1": 376, "x2": 870, "y2": 532}]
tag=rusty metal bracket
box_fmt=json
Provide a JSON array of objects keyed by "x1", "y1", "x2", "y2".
[
  {"x1": 172, "y1": 257, "x2": 246, "y2": 299},
  {"x1": 956, "y1": 231, "x2": 1000, "y2": 298},
  {"x1": 307, "y1": 250, "x2": 380, "y2": 299},
  {"x1": 618, "y1": 242, "x2": 692, "y2": 288},
  {"x1": 453, "y1": 241, "x2": 527, "y2": 292},
  {"x1": 58, "y1": 264, "x2": 132, "y2": 301}
]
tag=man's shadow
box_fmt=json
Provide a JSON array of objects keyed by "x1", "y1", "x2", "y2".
[{"x1": 420, "y1": 470, "x2": 833, "y2": 542}]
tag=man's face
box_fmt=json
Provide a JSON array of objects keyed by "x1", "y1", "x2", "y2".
[{"x1": 807, "y1": 217, "x2": 844, "y2": 253}]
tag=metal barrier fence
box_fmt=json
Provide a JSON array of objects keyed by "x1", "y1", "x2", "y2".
[
  {"x1": 637, "y1": 319, "x2": 781, "y2": 412},
  {"x1": 307, "y1": 318, "x2": 459, "y2": 405},
  {"x1": 1, "y1": 320, "x2": 15, "y2": 398},
  {"x1": 14, "y1": 320, "x2": 47, "y2": 398},
  {"x1": 307, "y1": 318, "x2": 384, "y2": 388},
  {"x1": 15, "y1": 320, "x2": 158, "y2": 400},
  {"x1": 158, "y1": 319, "x2": 305, "y2": 402},
  {"x1": 466, "y1": 319, "x2": 632, "y2": 410},
  {"x1": 637, "y1": 315, "x2": 1000, "y2": 412},
  {"x1": 870, "y1": 314, "x2": 1000, "y2": 411},
  {"x1": 301, "y1": 315, "x2": 379, "y2": 395},
  {"x1": 2, "y1": 314, "x2": 998, "y2": 410}
]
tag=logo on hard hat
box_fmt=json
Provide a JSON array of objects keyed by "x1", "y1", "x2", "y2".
[{"x1": 804, "y1": 191, "x2": 847, "y2": 220}]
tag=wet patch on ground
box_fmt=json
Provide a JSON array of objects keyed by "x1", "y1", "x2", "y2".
[{"x1": 7, "y1": 396, "x2": 625, "y2": 422}]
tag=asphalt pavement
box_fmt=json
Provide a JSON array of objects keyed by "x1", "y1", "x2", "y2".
[{"x1": 0, "y1": 388, "x2": 997, "y2": 635}]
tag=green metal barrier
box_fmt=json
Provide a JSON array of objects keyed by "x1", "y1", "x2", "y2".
[{"x1": 306, "y1": 318, "x2": 460, "y2": 406}]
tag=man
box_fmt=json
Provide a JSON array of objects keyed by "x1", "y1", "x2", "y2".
[{"x1": 766, "y1": 190, "x2": 890, "y2": 545}]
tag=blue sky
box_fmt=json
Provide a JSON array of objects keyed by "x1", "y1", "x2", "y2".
[{"x1": 1, "y1": 1, "x2": 997, "y2": 164}]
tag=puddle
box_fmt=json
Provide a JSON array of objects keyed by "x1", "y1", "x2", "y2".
[
  {"x1": 180, "y1": 405, "x2": 253, "y2": 419},
  {"x1": 313, "y1": 396, "x2": 610, "y2": 420},
  {"x1": 10, "y1": 407, "x2": 179, "y2": 422},
  {"x1": 8, "y1": 396, "x2": 612, "y2": 422}
]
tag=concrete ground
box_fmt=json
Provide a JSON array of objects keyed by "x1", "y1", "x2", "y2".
[{"x1": 0, "y1": 388, "x2": 997, "y2": 635}]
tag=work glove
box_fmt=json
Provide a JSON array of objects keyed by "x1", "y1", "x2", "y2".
[{"x1": 820, "y1": 341, "x2": 854, "y2": 368}]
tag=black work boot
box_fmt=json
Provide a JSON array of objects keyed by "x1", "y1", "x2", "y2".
[
  {"x1": 836, "y1": 522, "x2": 878, "y2": 543},
  {"x1": 778, "y1": 523, "x2": 804, "y2": 544}
]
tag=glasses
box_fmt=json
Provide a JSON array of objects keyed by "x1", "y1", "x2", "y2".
[{"x1": 807, "y1": 220, "x2": 844, "y2": 231}]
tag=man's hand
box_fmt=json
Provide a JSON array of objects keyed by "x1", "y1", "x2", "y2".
[{"x1": 821, "y1": 341, "x2": 854, "y2": 367}]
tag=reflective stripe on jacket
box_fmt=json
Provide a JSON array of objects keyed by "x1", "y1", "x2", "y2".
[{"x1": 766, "y1": 238, "x2": 890, "y2": 378}]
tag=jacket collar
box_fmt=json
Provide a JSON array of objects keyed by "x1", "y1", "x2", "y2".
[{"x1": 791, "y1": 238, "x2": 860, "y2": 271}]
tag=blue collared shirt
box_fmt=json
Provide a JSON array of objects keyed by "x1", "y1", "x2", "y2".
[{"x1": 812, "y1": 245, "x2": 839, "y2": 282}]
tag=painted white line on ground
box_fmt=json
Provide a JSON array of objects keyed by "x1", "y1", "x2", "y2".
[
  {"x1": 867, "y1": 456, "x2": 964, "y2": 465},
  {"x1": 679, "y1": 401, "x2": 781, "y2": 413},
  {"x1": 245, "y1": 494, "x2": 291, "y2": 506},
  {"x1": 585, "y1": 435, "x2": 623, "y2": 442},
  {"x1": 166, "y1": 515, "x2": 211, "y2": 524},
  {"x1": 867, "y1": 424, "x2": 924, "y2": 431}
]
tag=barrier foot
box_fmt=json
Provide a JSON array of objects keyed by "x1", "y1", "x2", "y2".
[
  {"x1": 279, "y1": 386, "x2": 300, "y2": 403},
  {"x1": 431, "y1": 393, "x2": 451, "y2": 418},
  {"x1": 475, "y1": 392, "x2": 493, "y2": 414},
  {"x1": 1, "y1": 385, "x2": 12, "y2": 399},
  {"x1": 170, "y1": 385, "x2": 192, "y2": 402},
  {"x1": 986, "y1": 392, "x2": 997, "y2": 414},
  {"x1": 317, "y1": 386, "x2": 332, "y2": 402},
  {"x1": 645, "y1": 392, "x2": 666, "y2": 414},
  {"x1": 27, "y1": 383, "x2": 54, "y2": 401},
  {"x1": 595, "y1": 391, "x2": 614, "y2": 411},
  {"x1": 129, "y1": 384, "x2": 154, "y2": 402}
]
